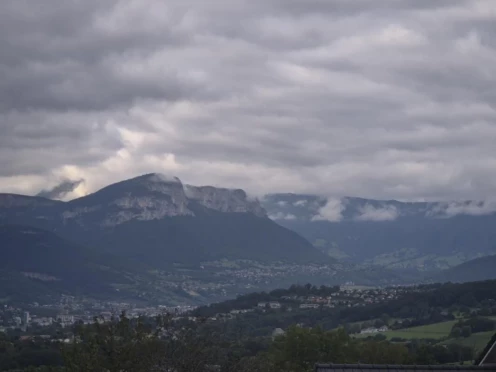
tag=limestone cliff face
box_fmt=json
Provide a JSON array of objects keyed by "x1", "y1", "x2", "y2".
[
  {"x1": 0, "y1": 174, "x2": 267, "y2": 227},
  {"x1": 103, "y1": 173, "x2": 194, "y2": 226},
  {"x1": 59, "y1": 174, "x2": 192, "y2": 227},
  {"x1": 56, "y1": 173, "x2": 267, "y2": 227},
  {"x1": 185, "y1": 185, "x2": 267, "y2": 218}
]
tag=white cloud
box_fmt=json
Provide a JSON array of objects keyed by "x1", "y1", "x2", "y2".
[
  {"x1": 376, "y1": 24, "x2": 426, "y2": 47},
  {"x1": 149, "y1": 173, "x2": 182, "y2": 184},
  {"x1": 269, "y1": 212, "x2": 297, "y2": 221},
  {"x1": 430, "y1": 200, "x2": 496, "y2": 218},
  {"x1": 312, "y1": 198, "x2": 345, "y2": 222},
  {"x1": 293, "y1": 200, "x2": 308, "y2": 207},
  {"x1": 354, "y1": 204, "x2": 399, "y2": 221}
]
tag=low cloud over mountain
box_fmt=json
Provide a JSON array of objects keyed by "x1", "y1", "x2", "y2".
[{"x1": 36, "y1": 179, "x2": 85, "y2": 200}]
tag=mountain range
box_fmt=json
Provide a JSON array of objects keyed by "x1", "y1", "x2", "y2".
[
  {"x1": 2, "y1": 173, "x2": 496, "y2": 305},
  {"x1": 262, "y1": 194, "x2": 496, "y2": 270}
]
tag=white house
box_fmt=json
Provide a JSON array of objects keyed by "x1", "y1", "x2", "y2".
[{"x1": 269, "y1": 302, "x2": 281, "y2": 309}]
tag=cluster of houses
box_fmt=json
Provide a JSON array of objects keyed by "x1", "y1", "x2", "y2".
[
  {"x1": 359, "y1": 326, "x2": 389, "y2": 334},
  {"x1": 257, "y1": 301, "x2": 282, "y2": 309}
]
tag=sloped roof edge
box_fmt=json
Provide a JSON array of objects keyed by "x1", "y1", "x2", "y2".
[
  {"x1": 315, "y1": 364, "x2": 496, "y2": 371},
  {"x1": 478, "y1": 336, "x2": 496, "y2": 366}
]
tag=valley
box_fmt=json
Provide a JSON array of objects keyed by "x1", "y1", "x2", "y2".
[{"x1": 263, "y1": 194, "x2": 496, "y2": 273}]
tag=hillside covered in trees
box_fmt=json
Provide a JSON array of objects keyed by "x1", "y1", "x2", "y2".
[{"x1": 1, "y1": 280, "x2": 496, "y2": 371}]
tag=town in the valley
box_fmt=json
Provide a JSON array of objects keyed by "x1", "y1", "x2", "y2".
[{"x1": 0, "y1": 284, "x2": 415, "y2": 339}]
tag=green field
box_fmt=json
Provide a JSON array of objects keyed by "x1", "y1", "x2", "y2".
[
  {"x1": 354, "y1": 318, "x2": 495, "y2": 354},
  {"x1": 386, "y1": 320, "x2": 458, "y2": 340},
  {"x1": 440, "y1": 331, "x2": 495, "y2": 354},
  {"x1": 354, "y1": 320, "x2": 458, "y2": 340}
]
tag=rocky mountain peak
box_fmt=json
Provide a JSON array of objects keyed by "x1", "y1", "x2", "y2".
[
  {"x1": 1, "y1": 174, "x2": 268, "y2": 227},
  {"x1": 47, "y1": 174, "x2": 267, "y2": 227},
  {"x1": 185, "y1": 185, "x2": 267, "y2": 218},
  {"x1": 138, "y1": 173, "x2": 188, "y2": 201},
  {"x1": 61, "y1": 174, "x2": 192, "y2": 227}
]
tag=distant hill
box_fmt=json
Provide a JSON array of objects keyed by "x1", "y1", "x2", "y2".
[
  {"x1": 0, "y1": 225, "x2": 218, "y2": 305},
  {"x1": 192, "y1": 279, "x2": 496, "y2": 334},
  {"x1": 434, "y1": 255, "x2": 496, "y2": 283},
  {"x1": 0, "y1": 225, "x2": 142, "y2": 302},
  {"x1": 262, "y1": 194, "x2": 496, "y2": 270},
  {"x1": 0, "y1": 174, "x2": 329, "y2": 268}
]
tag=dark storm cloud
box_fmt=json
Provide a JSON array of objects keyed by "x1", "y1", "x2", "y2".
[
  {"x1": 1, "y1": 0, "x2": 496, "y2": 201},
  {"x1": 37, "y1": 179, "x2": 85, "y2": 200}
]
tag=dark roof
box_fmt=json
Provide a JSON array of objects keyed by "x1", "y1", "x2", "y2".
[
  {"x1": 477, "y1": 332, "x2": 496, "y2": 366},
  {"x1": 315, "y1": 364, "x2": 496, "y2": 372}
]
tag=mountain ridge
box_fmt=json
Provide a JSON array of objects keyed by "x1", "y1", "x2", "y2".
[
  {"x1": 434, "y1": 254, "x2": 496, "y2": 283},
  {"x1": 0, "y1": 174, "x2": 329, "y2": 266},
  {"x1": 262, "y1": 193, "x2": 496, "y2": 271},
  {"x1": 262, "y1": 193, "x2": 496, "y2": 221},
  {"x1": 1, "y1": 173, "x2": 268, "y2": 224}
]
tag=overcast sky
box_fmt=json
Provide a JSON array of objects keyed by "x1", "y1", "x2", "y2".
[{"x1": 1, "y1": 0, "x2": 496, "y2": 201}]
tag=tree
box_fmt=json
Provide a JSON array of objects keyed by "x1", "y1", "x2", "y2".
[
  {"x1": 461, "y1": 325, "x2": 472, "y2": 338},
  {"x1": 414, "y1": 344, "x2": 436, "y2": 365},
  {"x1": 381, "y1": 314, "x2": 391, "y2": 326},
  {"x1": 362, "y1": 321, "x2": 374, "y2": 329},
  {"x1": 451, "y1": 327, "x2": 462, "y2": 339},
  {"x1": 373, "y1": 334, "x2": 387, "y2": 341},
  {"x1": 348, "y1": 324, "x2": 361, "y2": 334},
  {"x1": 359, "y1": 341, "x2": 412, "y2": 364},
  {"x1": 453, "y1": 317, "x2": 496, "y2": 333},
  {"x1": 63, "y1": 312, "x2": 216, "y2": 372},
  {"x1": 268, "y1": 327, "x2": 357, "y2": 372},
  {"x1": 374, "y1": 319, "x2": 385, "y2": 328},
  {"x1": 267, "y1": 326, "x2": 417, "y2": 372}
]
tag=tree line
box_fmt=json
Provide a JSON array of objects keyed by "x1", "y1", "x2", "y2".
[{"x1": 1, "y1": 311, "x2": 490, "y2": 371}]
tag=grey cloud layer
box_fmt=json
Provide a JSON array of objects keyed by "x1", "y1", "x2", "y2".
[{"x1": 1, "y1": 0, "x2": 496, "y2": 200}]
